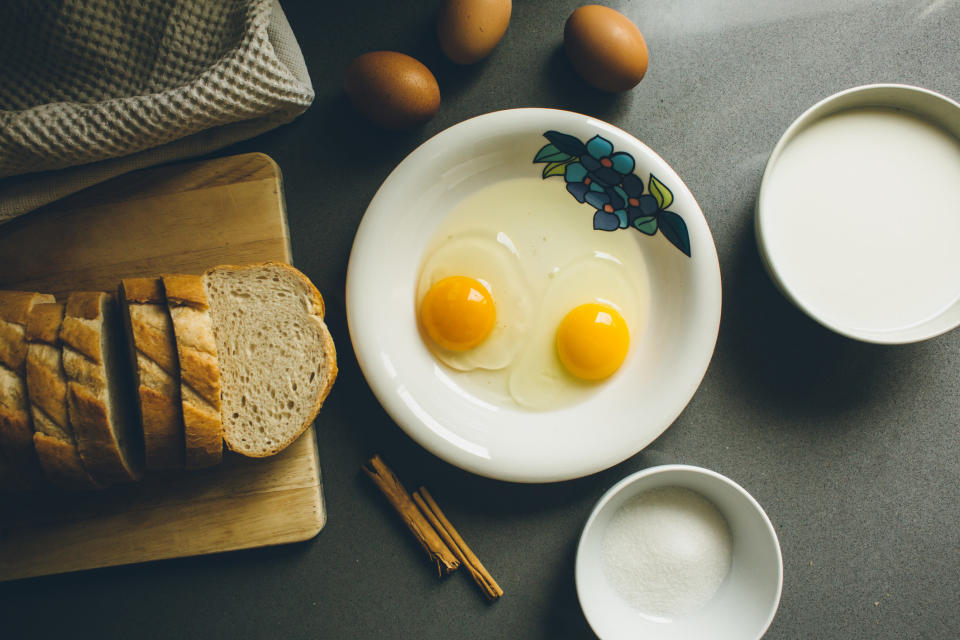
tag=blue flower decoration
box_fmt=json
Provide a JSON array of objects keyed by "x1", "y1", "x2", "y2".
[
  {"x1": 622, "y1": 173, "x2": 659, "y2": 235},
  {"x1": 564, "y1": 161, "x2": 605, "y2": 202},
  {"x1": 532, "y1": 131, "x2": 692, "y2": 257},
  {"x1": 580, "y1": 135, "x2": 635, "y2": 186},
  {"x1": 586, "y1": 186, "x2": 629, "y2": 231}
]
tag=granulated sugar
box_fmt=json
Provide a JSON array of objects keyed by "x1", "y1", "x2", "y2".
[{"x1": 601, "y1": 486, "x2": 732, "y2": 617}]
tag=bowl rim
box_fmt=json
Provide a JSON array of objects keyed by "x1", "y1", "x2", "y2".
[
  {"x1": 575, "y1": 464, "x2": 784, "y2": 639},
  {"x1": 755, "y1": 83, "x2": 960, "y2": 344},
  {"x1": 346, "y1": 107, "x2": 722, "y2": 482}
]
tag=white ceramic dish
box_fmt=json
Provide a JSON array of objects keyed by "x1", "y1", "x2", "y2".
[
  {"x1": 756, "y1": 84, "x2": 960, "y2": 343},
  {"x1": 576, "y1": 465, "x2": 783, "y2": 640},
  {"x1": 346, "y1": 108, "x2": 721, "y2": 482}
]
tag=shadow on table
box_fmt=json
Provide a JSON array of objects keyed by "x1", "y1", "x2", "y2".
[
  {"x1": 718, "y1": 212, "x2": 903, "y2": 423},
  {"x1": 541, "y1": 536, "x2": 599, "y2": 640},
  {"x1": 540, "y1": 46, "x2": 632, "y2": 123}
]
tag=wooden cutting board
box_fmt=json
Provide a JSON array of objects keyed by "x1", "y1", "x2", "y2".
[{"x1": 0, "y1": 152, "x2": 326, "y2": 581}]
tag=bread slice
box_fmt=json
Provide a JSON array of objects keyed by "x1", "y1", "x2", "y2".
[
  {"x1": 25, "y1": 302, "x2": 104, "y2": 489},
  {"x1": 61, "y1": 292, "x2": 144, "y2": 484},
  {"x1": 203, "y1": 262, "x2": 337, "y2": 457},
  {"x1": 120, "y1": 278, "x2": 185, "y2": 470},
  {"x1": 162, "y1": 274, "x2": 222, "y2": 469},
  {"x1": 0, "y1": 290, "x2": 56, "y2": 489}
]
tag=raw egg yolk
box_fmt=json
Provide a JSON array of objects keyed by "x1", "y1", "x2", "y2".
[
  {"x1": 421, "y1": 276, "x2": 496, "y2": 351},
  {"x1": 556, "y1": 303, "x2": 629, "y2": 380}
]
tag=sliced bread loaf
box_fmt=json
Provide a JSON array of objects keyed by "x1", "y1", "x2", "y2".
[
  {"x1": 162, "y1": 274, "x2": 222, "y2": 469},
  {"x1": 0, "y1": 290, "x2": 56, "y2": 489},
  {"x1": 25, "y1": 302, "x2": 104, "y2": 489},
  {"x1": 120, "y1": 278, "x2": 185, "y2": 470},
  {"x1": 203, "y1": 262, "x2": 337, "y2": 457},
  {"x1": 61, "y1": 292, "x2": 144, "y2": 484}
]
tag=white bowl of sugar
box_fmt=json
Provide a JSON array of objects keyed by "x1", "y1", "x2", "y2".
[{"x1": 575, "y1": 465, "x2": 782, "y2": 640}]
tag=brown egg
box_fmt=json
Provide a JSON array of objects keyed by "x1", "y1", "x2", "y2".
[
  {"x1": 438, "y1": 0, "x2": 512, "y2": 65},
  {"x1": 563, "y1": 5, "x2": 649, "y2": 93},
  {"x1": 344, "y1": 51, "x2": 441, "y2": 129}
]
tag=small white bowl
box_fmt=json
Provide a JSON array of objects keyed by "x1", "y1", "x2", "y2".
[
  {"x1": 756, "y1": 84, "x2": 960, "y2": 343},
  {"x1": 347, "y1": 108, "x2": 721, "y2": 482},
  {"x1": 576, "y1": 465, "x2": 783, "y2": 640}
]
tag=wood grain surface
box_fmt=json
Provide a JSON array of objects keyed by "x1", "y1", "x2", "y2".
[{"x1": 0, "y1": 152, "x2": 325, "y2": 582}]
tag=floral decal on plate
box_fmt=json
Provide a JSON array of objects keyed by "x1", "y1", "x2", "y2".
[{"x1": 533, "y1": 131, "x2": 691, "y2": 257}]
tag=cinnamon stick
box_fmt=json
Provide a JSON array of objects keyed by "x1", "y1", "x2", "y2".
[
  {"x1": 362, "y1": 455, "x2": 460, "y2": 575},
  {"x1": 413, "y1": 487, "x2": 504, "y2": 601}
]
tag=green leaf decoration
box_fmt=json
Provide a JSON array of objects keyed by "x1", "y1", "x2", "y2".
[
  {"x1": 633, "y1": 216, "x2": 658, "y2": 235},
  {"x1": 542, "y1": 159, "x2": 572, "y2": 178},
  {"x1": 658, "y1": 210, "x2": 691, "y2": 257},
  {"x1": 534, "y1": 143, "x2": 572, "y2": 164},
  {"x1": 648, "y1": 174, "x2": 674, "y2": 210}
]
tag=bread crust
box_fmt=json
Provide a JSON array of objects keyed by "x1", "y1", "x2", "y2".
[
  {"x1": 205, "y1": 262, "x2": 337, "y2": 457},
  {"x1": 120, "y1": 279, "x2": 185, "y2": 470},
  {"x1": 0, "y1": 291, "x2": 50, "y2": 326},
  {"x1": 64, "y1": 291, "x2": 103, "y2": 320},
  {"x1": 26, "y1": 302, "x2": 103, "y2": 489},
  {"x1": 162, "y1": 275, "x2": 222, "y2": 469},
  {"x1": 120, "y1": 277, "x2": 164, "y2": 304},
  {"x1": 162, "y1": 274, "x2": 209, "y2": 308},
  {"x1": 138, "y1": 385, "x2": 184, "y2": 468},
  {"x1": 62, "y1": 292, "x2": 143, "y2": 484},
  {"x1": 33, "y1": 431, "x2": 103, "y2": 490},
  {"x1": 0, "y1": 291, "x2": 56, "y2": 372},
  {"x1": 0, "y1": 320, "x2": 24, "y2": 373},
  {"x1": 60, "y1": 315, "x2": 103, "y2": 365},
  {"x1": 67, "y1": 382, "x2": 133, "y2": 482},
  {"x1": 25, "y1": 347, "x2": 68, "y2": 429},
  {"x1": 177, "y1": 347, "x2": 221, "y2": 407},
  {"x1": 0, "y1": 291, "x2": 56, "y2": 489},
  {"x1": 182, "y1": 402, "x2": 224, "y2": 464},
  {"x1": 25, "y1": 302, "x2": 65, "y2": 344}
]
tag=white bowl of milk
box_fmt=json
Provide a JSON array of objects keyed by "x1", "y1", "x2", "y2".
[
  {"x1": 756, "y1": 84, "x2": 960, "y2": 343},
  {"x1": 576, "y1": 465, "x2": 783, "y2": 640}
]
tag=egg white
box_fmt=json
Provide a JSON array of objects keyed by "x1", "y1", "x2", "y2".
[
  {"x1": 508, "y1": 252, "x2": 642, "y2": 410},
  {"x1": 417, "y1": 231, "x2": 532, "y2": 371},
  {"x1": 417, "y1": 176, "x2": 651, "y2": 410}
]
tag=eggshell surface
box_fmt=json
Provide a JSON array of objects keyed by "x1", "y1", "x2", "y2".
[
  {"x1": 344, "y1": 51, "x2": 441, "y2": 129},
  {"x1": 438, "y1": 0, "x2": 512, "y2": 64},
  {"x1": 563, "y1": 5, "x2": 649, "y2": 93}
]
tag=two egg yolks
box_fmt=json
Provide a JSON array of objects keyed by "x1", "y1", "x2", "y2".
[{"x1": 420, "y1": 276, "x2": 629, "y2": 380}]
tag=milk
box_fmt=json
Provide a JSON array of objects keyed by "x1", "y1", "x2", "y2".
[{"x1": 761, "y1": 108, "x2": 960, "y2": 333}]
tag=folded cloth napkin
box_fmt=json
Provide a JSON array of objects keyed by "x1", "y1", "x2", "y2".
[{"x1": 0, "y1": 0, "x2": 313, "y2": 223}]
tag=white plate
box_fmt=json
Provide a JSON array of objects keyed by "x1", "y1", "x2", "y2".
[{"x1": 346, "y1": 108, "x2": 721, "y2": 482}]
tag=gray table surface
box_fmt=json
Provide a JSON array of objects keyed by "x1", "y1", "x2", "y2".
[{"x1": 3, "y1": 1, "x2": 959, "y2": 638}]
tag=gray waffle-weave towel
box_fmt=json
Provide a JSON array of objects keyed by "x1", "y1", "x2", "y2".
[{"x1": 0, "y1": 0, "x2": 313, "y2": 223}]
